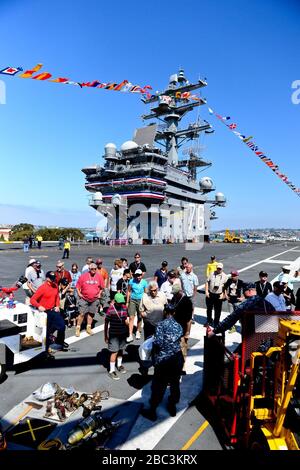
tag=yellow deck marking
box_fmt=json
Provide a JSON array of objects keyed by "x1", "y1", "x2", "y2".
[
  {"x1": 13, "y1": 422, "x2": 53, "y2": 438},
  {"x1": 181, "y1": 420, "x2": 209, "y2": 450}
]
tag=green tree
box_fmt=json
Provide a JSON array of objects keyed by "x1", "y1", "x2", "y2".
[{"x1": 11, "y1": 223, "x2": 34, "y2": 234}]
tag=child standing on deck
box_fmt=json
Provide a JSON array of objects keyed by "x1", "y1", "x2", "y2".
[{"x1": 104, "y1": 293, "x2": 129, "y2": 380}]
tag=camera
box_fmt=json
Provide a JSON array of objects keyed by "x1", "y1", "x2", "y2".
[{"x1": 15, "y1": 275, "x2": 27, "y2": 288}]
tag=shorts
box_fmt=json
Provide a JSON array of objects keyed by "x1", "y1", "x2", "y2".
[
  {"x1": 108, "y1": 335, "x2": 127, "y2": 352},
  {"x1": 128, "y1": 298, "x2": 142, "y2": 318},
  {"x1": 78, "y1": 298, "x2": 99, "y2": 315}
]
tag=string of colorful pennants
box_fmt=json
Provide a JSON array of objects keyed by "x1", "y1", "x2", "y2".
[
  {"x1": 1, "y1": 63, "x2": 299, "y2": 197},
  {"x1": 207, "y1": 107, "x2": 300, "y2": 197},
  {"x1": 0, "y1": 63, "x2": 152, "y2": 98}
]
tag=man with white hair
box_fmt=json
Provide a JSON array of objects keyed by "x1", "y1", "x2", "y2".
[{"x1": 140, "y1": 281, "x2": 167, "y2": 339}]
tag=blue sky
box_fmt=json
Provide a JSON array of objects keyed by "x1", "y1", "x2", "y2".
[{"x1": 0, "y1": 0, "x2": 299, "y2": 230}]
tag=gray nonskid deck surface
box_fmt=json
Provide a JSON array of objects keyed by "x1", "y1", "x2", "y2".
[{"x1": 0, "y1": 242, "x2": 299, "y2": 450}]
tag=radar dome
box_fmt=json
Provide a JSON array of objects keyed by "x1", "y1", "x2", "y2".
[
  {"x1": 90, "y1": 192, "x2": 103, "y2": 206},
  {"x1": 104, "y1": 143, "x2": 117, "y2": 158},
  {"x1": 120, "y1": 140, "x2": 138, "y2": 152},
  {"x1": 112, "y1": 194, "x2": 122, "y2": 206},
  {"x1": 200, "y1": 177, "x2": 214, "y2": 191},
  {"x1": 215, "y1": 192, "x2": 226, "y2": 204}
]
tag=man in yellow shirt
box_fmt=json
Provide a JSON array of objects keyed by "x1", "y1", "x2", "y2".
[
  {"x1": 62, "y1": 240, "x2": 71, "y2": 259},
  {"x1": 36, "y1": 235, "x2": 43, "y2": 249},
  {"x1": 205, "y1": 255, "x2": 218, "y2": 279}
]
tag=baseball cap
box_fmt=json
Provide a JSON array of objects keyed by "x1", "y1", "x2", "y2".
[
  {"x1": 168, "y1": 270, "x2": 176, "y2": 278},
  {"x1": 273, "y1": 281, "x2": 285, "y2": 290},
  {"x1": 243, "y1": 282, "x2": 256, "y2": 293},
  {"x1": 231, "y1": 270, "x2": 239, "y2": 276},
  {"x1": 28, "y1": 259, "x2": 37, "y2": 266},
  {"x1": 46, "y1": 271, "x2": 56, "y2": 282},
  {"x1": 114, "y1": 293, "x2": 125, "y2": 304},
  {"x1": 36, "y1": 261, "x2": 41, "y2": 266},
  {"x1": 216, "y1": 263, "x2": 223, "y2": 269},
  {"x1": 56, "y1": 260, "x2": 64, "y2": 267},
  {"x1": 95, "y1": 258, "x2": 103, "y2": 264},
  {"x1": 89, "y1": 263, "x2": 97, "y2": 269},
  {"x1": 135, "y1": 269, "x2": 143, "y2": 275},
  {"x1": 259, "y1": 271, "x2": 268, "y2": 277},
  {"x1": 282, "y1": 265, "x2": 291, "y2": 272},
  {"x1": 171, "y1": 284, "x2": 181, "y2": 294}
]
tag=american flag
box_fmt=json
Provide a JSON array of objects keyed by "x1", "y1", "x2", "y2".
[
  {"x1": 0, "y1": 66, "x2": 22, "y2": 76},
  {"x1": 229, "y1": 123, "x2": 237, "y2": 129}
]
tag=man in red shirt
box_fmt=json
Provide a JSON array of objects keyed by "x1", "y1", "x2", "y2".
[
  {"x1": 76, "y1": 263, "x2": 104, "y2": 336},
  {"x1": 55, "y1": 260, "x2": 72, "y2": 285},
  {"x1": 30, "y1": 271, "x2": 67, "y2": 358}
]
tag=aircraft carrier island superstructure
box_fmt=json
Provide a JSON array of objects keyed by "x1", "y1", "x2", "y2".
[{"x1": 82, "y1": 70, "x2": 226, "y2": 244}]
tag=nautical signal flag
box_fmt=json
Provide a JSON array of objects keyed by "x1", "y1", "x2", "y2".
[
  {"x1": 207, "y1": 105, "x2": 300, "y2": 198},
  {"x1": 0, "y1": 62, "x2": 153, "y2": 98},
  {"x1": 0, "y1": 66, "x2": 23, "y2": 75}
]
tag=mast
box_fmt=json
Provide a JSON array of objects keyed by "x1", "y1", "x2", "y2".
[{"x1": 142, "y1": 69, "x2": 210, "y2": 169}]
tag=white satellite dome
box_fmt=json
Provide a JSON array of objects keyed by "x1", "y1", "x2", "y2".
[
  {"x1": 200, "y1": 176, "x2": 214, "y2": 191},
  {"x1": 104, "y1": 143, "x2": 117, "y2": 158},
  {"x1": 215, "y1": 192, "x2": 226, "y2": 203},
  {"x1": 120, "y1": 140, "x2": 139, "y2": 152},
  {"x1": 92, "y1": 192, "x2": 103, "y2": 203},
  {"x1": 112, "y1": 194, "x2": 122, "y2": 206}
]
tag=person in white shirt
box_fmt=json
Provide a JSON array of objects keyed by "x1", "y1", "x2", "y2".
[
  {"x1": 160, "y1": 270, "x2": 182, "y2": 301},
  {"x1": 82, "y1": 257, "x2": 94, "y2": 273},
  {"x1": 265, "y1": 281, "x2": 287, "y2": 311},
  {"x1": 274, "y1": 265, "x2": 299, "y2": 290},
  {"x1": 110, "y1": 259, "x2": 124, "y2": 300}
]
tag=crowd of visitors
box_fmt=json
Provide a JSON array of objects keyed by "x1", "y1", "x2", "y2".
[{"x1": 18, "y1": 251, "x2": 300, "y2": 421}]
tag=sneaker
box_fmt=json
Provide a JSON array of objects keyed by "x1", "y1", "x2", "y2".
[
  {"x1": 135, "y1": 331, "x2": 141, "y2": 340},
  {"x1": 140, "y1": 408, "x2": 157, "y2": 421},
  {"x1": 166, "y1": 402, "x2": 177, "y2": 417},
  {"x1": 229, "y1": 326, "x2": 236, "y2": 334},
  {"x1": 108, "y1": 371, "x2": 120, "y2": 380},
  {"x1": 75, "y1": 326, "x2": 80, "y2": 337},
  {"x1": 86, "y1": 325, "x2": 93, "y2": 335},
  {"x1": 126, "y1": 335, "x2": 134, "y2": 343},
  {"x1": 45, "y1": 352, "x2": 55, "y2": 361},
  {"x1": 117, "y1": 365, "x2": 127, "y2": 374}
]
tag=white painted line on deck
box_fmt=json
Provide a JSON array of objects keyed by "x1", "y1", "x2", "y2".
[
  {"x1": 120, "y1": 310, "x2": 238, "y2": 451},
  {"x1": 264, "y1": 259, "x2": 297, "y2": 265},
  {"x1": 65, "y1": 324, "x2": 104, "y2": 345}
]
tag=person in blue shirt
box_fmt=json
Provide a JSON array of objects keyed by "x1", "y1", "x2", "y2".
[
  {"x1": 154, "y1": 260, "x2": 168, "y2": 288},
  {"x1": 126, "y1": 269, "x2": 148, "y2": 342},
  {"x1": 140, "y1": 304, "x2": 183, "y2": 421}
]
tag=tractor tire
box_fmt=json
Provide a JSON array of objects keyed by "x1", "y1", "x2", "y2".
[
  {"x1": 0, "y1": 362, "x2": 6, "y2": 382},
  {"x1": 248, "y1": 429, "x2": 269, "y2": 450}
]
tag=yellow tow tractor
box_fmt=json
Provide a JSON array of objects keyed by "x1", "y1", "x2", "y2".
[
  {"x1": 202, "y1": 311, "x2": 300, "y2": 450},
  {"x1": 223, "y1": 229, "x2": 244, "y2": 244}
]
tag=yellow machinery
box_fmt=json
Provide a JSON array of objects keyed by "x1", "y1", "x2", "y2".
[
  {"x1": 223, "y1": 229, "x2": 244, "y2": 243},
  {"x1": 202, "y1": 316, "x2": 300, "y2": 449},
  {"x1": 247, "y1": 319, "x2": 300, "y2": 449}
]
